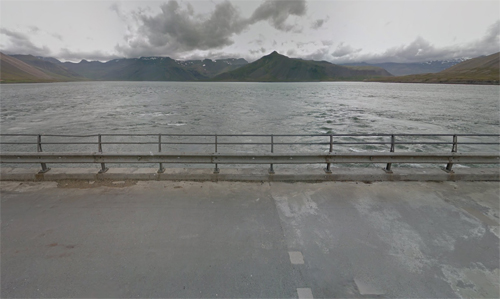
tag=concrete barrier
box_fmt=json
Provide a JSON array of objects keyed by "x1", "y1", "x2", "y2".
[{"x1": 1, "y1": 167, "x2": 498, "y2": 182}]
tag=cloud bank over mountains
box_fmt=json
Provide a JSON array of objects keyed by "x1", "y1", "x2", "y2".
[
  {"x1": 0, "y1": 0, "x2": 498, "y2": 64},
  {"x1": 330, "y1": 21, "x2": 500, "y2": 63},
  {"x1": 0, "y1": 28, "x2": 51, "y2": 57},
  {"x1": 115, "y1": 0, "x2": 307, "y2": 57}
]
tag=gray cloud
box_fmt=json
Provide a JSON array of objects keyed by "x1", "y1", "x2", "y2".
[
  {"x1": 301, "y1": 47, "x2": 330, "y2": 61},
  {"x1": 28, "y1": 26, "x2": 40, "y2": 33},
  {"x1": 311, "y1": 16, "x2": 329, "y2": 29},
  {"x1": 1, "y1": 28, "x2": 29, "y2": 42},
  {"x1": 249, "y1": 34, "x2": 266, "y2": 46},
  {"x1": 247, "y1": 0, "x2": 306, "y2": 32},
  {"x1": 295, "y1": 41, "x2": 316, "y2": 49},
  {"x1": 109, "y1": 2, "x2": 121, "y2": 15},
  {"x1": 116, "y1": 0, "x2": 307, "y2": 57},
  {"x1": 329, "y1": 20, "x2": 500, "y2": 64},
  {"x1": 321, "y1": 40, "x2": 334, "y2": 46},
  {"x1": 51, "y1": 33, "x2": 63, "y2": 41},
  {"x1": 116, "y1": 0, "x2": 245, "y2": 57},
  {"x1": 331, "y1": 42, "x2": 362, "y2": 58},
  {"x1": 179, "y1": 49, "x2": 254, "y2": 62},
  {"x1": 58, "y1": 48, "x2": 122, "y2": 62},
  {"x1": 249, "y1": 47, "x2": 267, "y2": 55},
  {"x1": 0, "y1": 28, "x2": 51, "y2": 56}
]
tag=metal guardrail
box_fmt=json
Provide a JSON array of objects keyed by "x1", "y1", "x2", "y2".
[{"x1": 0, "y1": 133, "x2": 498, "y2": 174}]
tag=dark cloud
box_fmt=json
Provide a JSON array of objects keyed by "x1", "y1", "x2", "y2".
[
  {"x1": 0, "y1": 28, "x2": 51, "y2": 56},
  {"x1": 1, "y1": 29, "x2": 29, "y2": 42},
  {"x1": 311, "y1": 16, "x2": 329, "y2": 29},
  {"x1": 116, "y1": 0, "x2": 245, "y2": 57},
  {"x1": 247, "y1": 0, "x2": 306, "y2": 32},
  {"x1": 116, "y1": 0, "x2": 308, "y2": 57}
]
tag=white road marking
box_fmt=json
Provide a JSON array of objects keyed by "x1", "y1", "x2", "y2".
[
  {"x1": 297, "y1": 288, "x2": 313, "y2": 299},
  {"x1": 354, "y1": 278, "x2": 385, "y2": 295},
  {"x1": 289, "y1": 251, "x2": 305, "y2": 264}
]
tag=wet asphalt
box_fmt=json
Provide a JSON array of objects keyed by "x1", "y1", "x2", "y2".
[{"x1": 1, "y1": 180, "x2": 499, "y2": 298}]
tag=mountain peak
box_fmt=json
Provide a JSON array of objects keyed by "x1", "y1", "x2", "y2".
[
  {"x1": 212, "y1": 51, "x2": 392, "y2": 82},
  {"x1": 262, "y1": 51, "x2": 286, "y2": 60}
]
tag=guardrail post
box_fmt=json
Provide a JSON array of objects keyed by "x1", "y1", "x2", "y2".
[
  {"x1": 97, "y1": 134, "x2": 108, "y2": 174},
  {"x1": 158, "y1": 134, "x2": 165, "y2": 173},
  {"x1": 444, "y1": 135, "x2": 458, "y2": 173},
  {"x1": 37, "y1": 135, "x2": 50, "y2": 173},
  {"x1": 325, "y1": 135, "x2": 333, "y2": 174},
  {"x1": 213, "y1": 135, "x2": 219, "y2": 174},
  {"x1": 384, "y1": 135, "x2": 395, "y2": 173},
  {"x1": 269, "y1": 135, "x2": 275, "y2": 174}
]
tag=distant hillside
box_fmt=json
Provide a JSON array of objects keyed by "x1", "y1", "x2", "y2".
[
  {"x1": 36, "y1": 56, "x2": 64, "y2": 64},
  {"x1": 0, "y1": 52, "x2": 55, "y2": 83},
  {"x1": 62, "y1": 57, "x2": 205, "y2": 81},
  {"x1": 11, "y1": 50, "x2": 494, "y2": 84},
  {"x1": 11, "y1": 54, "x2": 84, "y2": 81},
  {"x1": 440, "y1": 54, "x2": 499, "y2": 73},
  {"x1": 212, "y1": 51, "x2": 392, "y2": 82},
  {"x1": 59, "y1": 56, "x2": 248, "y2": 81},
  {"x1": 370, "y1": 52, "x2": 499, "y2": 85},
  {"x1": 342, "y1": 59, "x2": 467, "y2": 76},
  {"x1": 178, "y1": 58, "x2": 248, "y2": 78}
]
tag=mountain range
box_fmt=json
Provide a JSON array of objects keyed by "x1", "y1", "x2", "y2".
[
  {"x1": 1, "y1": 51, "x2": 390, "y2": 83},
  {"x1": 0, "y1": 51, "x2": 498, "y2": 84},
  {"x1": 370, "y1": 52, "x2": 499, "y2": 84},
  {"x1": 16, "y1": 55, "x2": 247, "y2": 81},
  {"x1": 341, "y1": 58, "x2": 468, "y2": 76},
  {"x1": 211, "y1": 51, "x2": 391, "y2": 81}
]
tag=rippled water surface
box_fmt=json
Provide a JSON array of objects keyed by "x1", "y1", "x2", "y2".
[{"x1": 1, "y1": 81, "x2": 499, "y2": 159}]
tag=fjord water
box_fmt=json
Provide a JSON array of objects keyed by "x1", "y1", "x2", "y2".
[{"x1": 1, "y1": 81, "x2": 499, "y2": 158}]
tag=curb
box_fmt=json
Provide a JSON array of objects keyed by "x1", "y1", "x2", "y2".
[{"x1": 1, "y1": 167, "x2": 499, "y2": 182}]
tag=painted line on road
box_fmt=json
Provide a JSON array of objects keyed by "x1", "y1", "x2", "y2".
[
  {"x1": 297, "y1": 288, "x2": 313, "y2": 299},
  {"x1": 289, "y1": 251, "x2": 304, "y2": 264},
  {"x1": 354, "y1": 278, "x2": 385, "y2": 295}
]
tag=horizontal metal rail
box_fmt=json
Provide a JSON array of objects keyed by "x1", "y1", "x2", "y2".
[
  {"x1": 1, "y1": 133, "x2": 498, "y2": 174},
  {"x1": 1, "y1": 142, "x2": 499, "y2": 146},
  {"x1": 1, "y1": 152, "x2": 499, "y2": 164},
  {"x1": 1, "y1": 133, "x2": 497, "y2": 137}
]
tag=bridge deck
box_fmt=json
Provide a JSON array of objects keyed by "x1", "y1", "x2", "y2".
[{"x1": 1, "y1": 180, "x2": 499, "y2": 298}]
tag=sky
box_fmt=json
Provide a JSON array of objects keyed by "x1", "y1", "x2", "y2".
[{"x1": 1, "y1": 0, "x2": 499, "y2": 63}]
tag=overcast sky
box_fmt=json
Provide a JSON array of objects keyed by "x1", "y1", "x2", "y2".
[{"x1": 1, "y1": 0, "x2": 499, "y2": 63}]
